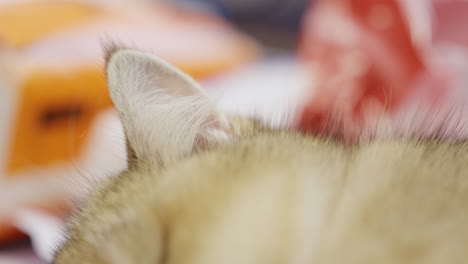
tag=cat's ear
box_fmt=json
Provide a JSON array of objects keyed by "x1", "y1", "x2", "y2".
[{"x1": 105, "y1": 47, "x2": 233, "y2": 167}]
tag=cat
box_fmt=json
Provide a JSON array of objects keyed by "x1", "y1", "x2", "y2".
[{"x1": 53, "y1": 46, "x2": 468, "y2": 264}]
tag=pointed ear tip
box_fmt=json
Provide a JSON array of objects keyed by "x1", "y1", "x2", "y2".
[
  {"x1": 104, "y1": 49, "x2": 154, "y2": 80},
  {"x1": 104, "y1": 47, "x2": 205, "y2": 96},
  {"x1": 103, "y1": 42, "x2": 125, "y2": 65},
  {"x1": 104, "y1": 45, "x2": 154, "y2": 70},
  {"x1": 104, "y1": 47, "x2": 134, "y2": 70},
  {"x1": 105, "y1": 48, "x2": 193, "y2": 80},
  {"x1": 105, "y1": 47, "x2": 163, "y2": 69}
]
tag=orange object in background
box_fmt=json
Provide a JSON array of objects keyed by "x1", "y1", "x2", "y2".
[
  {"x1": 0, "y1": 0, "x2": 258, "y2": 243},
  {"x1": 0, "y1": 1, "x2": 102, "y2": 48},
  {"x1": 6, "y1": 68, "x2": 111, "y2": 174}
]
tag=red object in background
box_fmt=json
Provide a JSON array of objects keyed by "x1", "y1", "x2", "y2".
[
  {"x1": 297, "y1": 0, "x2": 428, "y2": 140},
  {"x1": 298, "y1": 0, "x2": 468, "y2": 139}
]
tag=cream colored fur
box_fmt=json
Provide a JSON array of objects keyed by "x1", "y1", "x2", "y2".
[{"x1": 53, "y1": 48, "x2": 468, "y2": 264}]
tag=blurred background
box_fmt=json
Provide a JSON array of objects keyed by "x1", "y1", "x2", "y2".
[{"x1": 1, "y1": 0, "x2": 468, "y2": 263}]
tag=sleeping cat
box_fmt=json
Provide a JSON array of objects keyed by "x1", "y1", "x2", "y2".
[{"x1": 53, "y1": 46, "x2": 468, "y2": 264}]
